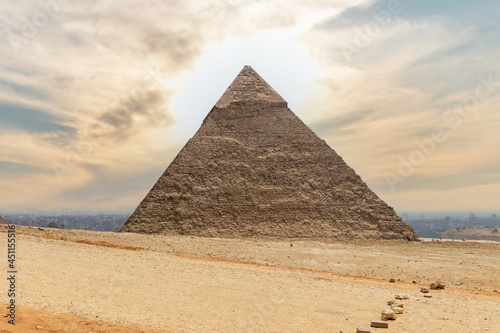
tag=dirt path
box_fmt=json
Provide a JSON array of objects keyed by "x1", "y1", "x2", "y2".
[{"x1": 0, "y1": 226, "x2": 499, "y2": 332}]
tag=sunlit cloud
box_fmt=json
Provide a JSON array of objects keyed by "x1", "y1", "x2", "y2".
[{"x1": 0, "y1": 0, "x2": 498, "y2": 213}]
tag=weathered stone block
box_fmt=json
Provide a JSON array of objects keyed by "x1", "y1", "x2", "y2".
[{"x1": 371, "y1": 320, "x2": 389, "y2": 328}]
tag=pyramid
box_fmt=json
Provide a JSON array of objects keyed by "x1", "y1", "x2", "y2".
[
  {"x1": 121, "y1": 66, "x2": 418, "y2": 240},
  {"x1": 0, "y1": 215, "x2": 7, "y2": 224},
  {"x1": 47, "y1": 221, "x2": 62, "y2": 229}
]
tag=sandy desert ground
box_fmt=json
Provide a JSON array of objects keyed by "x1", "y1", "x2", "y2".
[{"x1": 1, "y1": 225, "x2": 499, "y2": 332}]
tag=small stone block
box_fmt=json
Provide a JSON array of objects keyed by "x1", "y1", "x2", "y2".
[
  {"x1": 371, "y1": 320, "x2": 389, "y2": 328},
  {"x1": 424, "y1": 294, "x2": 433, "y2": 298},
  {"x1": 356, "y1": 328, "x2": 371, "y2": 333},
  {"x1": 392, "y1": 307, "x2": 404, "y2": 314},
  {"x1": 382, "y1": 309, "x2": 397, "y2": 320},
  {"x1": 387, "y1": 300, "x2": 403, "y2": 307},
  {"x1": 436, "y1": 281, "x2": 446, "y2": 289}
]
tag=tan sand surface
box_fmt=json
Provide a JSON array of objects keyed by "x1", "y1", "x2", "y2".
[
  {"x1": 0, "y1": 303, "x2": 169, "y2": 332},
  {"x1": 1, "y1": 226, "x2": 499, "y2": 332}
]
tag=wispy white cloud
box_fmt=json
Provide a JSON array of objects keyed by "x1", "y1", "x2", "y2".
[
  {"x1": 0, "y1": 0, "x2": 498, "y2": 212},
  {"x1": 0, "y1": 0, "x2": 373, "y2": 211},
  {"x1": 301, "y1": 0, "x2": 500, "y2": 210}
]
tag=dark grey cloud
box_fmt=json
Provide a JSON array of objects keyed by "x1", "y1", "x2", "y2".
[
  {"x1": 99, "y1": 88, "x2": 173, "y2": 142},
  {"x1": 142, "y1": 29, "x2": 202, "y2": 67}
]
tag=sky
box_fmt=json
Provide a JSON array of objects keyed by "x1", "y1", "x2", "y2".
[{"x1": 0, "y1": 0, "x2": 499, "y2": 214}]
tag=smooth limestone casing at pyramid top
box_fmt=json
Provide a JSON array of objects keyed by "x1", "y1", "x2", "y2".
[{"x1": 121, "y1": 66, "x2": 419, "y2": 240}]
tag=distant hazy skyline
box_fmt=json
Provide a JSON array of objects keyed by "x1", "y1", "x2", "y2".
[{"x1": 0, "y1": 0, "x2": 499, "y2": 213}]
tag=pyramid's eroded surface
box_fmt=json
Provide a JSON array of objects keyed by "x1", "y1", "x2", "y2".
[{"x1": 121, "y1": 66, "x2": 418, "y2": 240}]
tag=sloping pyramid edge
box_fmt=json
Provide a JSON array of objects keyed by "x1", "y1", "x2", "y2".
[{"x1": 121, "y1": 66, "x2": 419, "y2": 241}]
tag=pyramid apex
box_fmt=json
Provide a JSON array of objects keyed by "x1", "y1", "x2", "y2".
[{"x1": 215, "y1": 66, "x2": 287, "y2": 109}]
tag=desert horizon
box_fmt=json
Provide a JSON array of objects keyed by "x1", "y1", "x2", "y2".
[{"x1": 1, "y1": 0, "x2": 499, "y2": 332}]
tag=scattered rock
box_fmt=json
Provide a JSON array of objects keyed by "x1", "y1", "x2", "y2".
[
  {"x1": 389, "y1": 278, "x2": 395, "y2": 283},
  {"x1": 395, "y1": 294, "x2": 409, "y2": 300},
  {"x1": 436, "y1": 281, "x2": 446, "y2": 289},
  {"x1": 430, "y1": 283, "x2": 438, "y2": 290},
  {"x1": 387, "y1": 300, "x2": 403, "y2": 307},
  {"x1": 382, "y1": 310, "x2": 397, "y2": 320},
  {"x1": 371, "y1": 320, "x2": 389, "y2": 328},
  {"x1": 392, "y1": 307, "x2": 404, "y2": 314},
  {"x1": 424, "y1": 294, "x2": 433, "y2": 298},
  {"x1": 356, "y1": 328, "x2": 371, "y2": 333},
  {"x1": 421, "y1": 286, "x2": 430, "y2": 293},
  {"x1": 36, "y1": 326, "x2": 43, "y2": 330}
]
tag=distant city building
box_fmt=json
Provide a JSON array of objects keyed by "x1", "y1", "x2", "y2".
[
  {"x1": 469, "y1": 213, "x2": 478, "y2": 224},
  {"x1": 445, "y1": 216, "x2": 451, "y2": 224},
  {"x1": 492, "y1": 214, "x2": 498, "y2": 220}
]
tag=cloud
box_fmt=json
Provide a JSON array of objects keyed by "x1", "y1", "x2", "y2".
[
  {"x1": 59, "y1": 163, "x2": 165, "y2": 205},
  {"x1": 98, "y1": 88, "x2": 174, "y2": 143},
  {"x1": 0, "y1": 102, "x2": 75, "y2": 134},
  {"x1": 0, "y1": 0, "x2": 498, "y2": 212},
  {"x1": 298, "y1": 0, "x2": 500, "y2": 210},
  {"x1": 309, "y1": 109, "x2": 376, "y2": 137},
  {"x1": 0, "y1": 160, "x2": 47, "y2": 175}
]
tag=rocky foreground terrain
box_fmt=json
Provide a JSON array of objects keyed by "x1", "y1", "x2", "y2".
[{"x1": 1, "y1": 225, "x2": 499, "y2": 332}]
